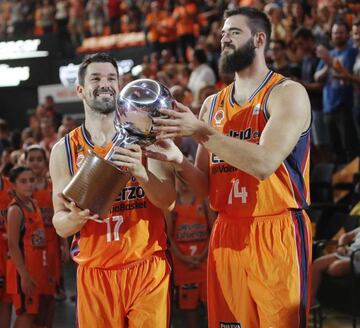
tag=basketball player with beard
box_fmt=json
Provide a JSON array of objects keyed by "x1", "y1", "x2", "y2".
[
  {"x1": 149, "y1": 7, "x2": 312, "y2": 328},
  {"x1": 49, "y1": 53, "x2": 176, "y2": 327}
]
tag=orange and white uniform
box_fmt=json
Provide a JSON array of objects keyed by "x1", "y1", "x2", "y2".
[
  {"x1": 171, "y1": 197, "x2": 209, "y2": 310},
  {"x1": 207, "y1": 71, "x2": 312, "y2": 328},
  {"x1": 33, "y1": 179, "x2": 57, "y2": 294},
  {"x1": 0, "y1": 176, "x2": 11, "y2": 303},
  {"x1": 6, "y1": 198, "x2": 50, "y2": 314},
  {"x1": 64, "y1": 125, "x2": 171, "y2": 328}
]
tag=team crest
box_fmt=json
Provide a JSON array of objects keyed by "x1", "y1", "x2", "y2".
[
  {"x1": 214, "y1": 109, "x2": 224, "y2": 125},
  {"x1": 253, "y1": 103, "x2": 261, "y2": 115},
  {"x1": 31, "y1": 228, "x2": 46, "y2": 248}
]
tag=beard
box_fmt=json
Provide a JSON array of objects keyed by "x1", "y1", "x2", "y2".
[
  {"x1": 220, "y1": 37, "x2": 256, "y2": 74},
  {"x1": 84, "y1": 87, "x2": 117, "y2": 115}
]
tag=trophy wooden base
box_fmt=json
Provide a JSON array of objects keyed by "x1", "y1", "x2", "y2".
[{"x1": 62, "y1": 150, "x2": 130, "y2": 220}]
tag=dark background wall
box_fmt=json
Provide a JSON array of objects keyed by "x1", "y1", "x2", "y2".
[{"x1": 0, "y1": 35, "x2": 148, "y2": 130}]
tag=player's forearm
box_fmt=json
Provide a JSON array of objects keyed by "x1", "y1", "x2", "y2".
[
  {"x1": 173, "y1": 158, "x2": 208, "y2": 198},
  {"x1": 137, "y1": 172, "x2": 176, "y2": 211},
  {"x1": 195, "y1": 123, "x2": 278, "y2": 180},
  {"x1": 53, "y1": 211, "x2": 86, "y2": 238}
]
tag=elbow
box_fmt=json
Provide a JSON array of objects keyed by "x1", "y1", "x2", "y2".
[
  {"x1": 54, "y1": 225, "x2": 72, "y2": 239},
  {"x1": 250, "y1": 156, "x2": 278, "y2": 180},
  {"x1": 252, "y1": 169, "x2": 271, "y2": 181}
]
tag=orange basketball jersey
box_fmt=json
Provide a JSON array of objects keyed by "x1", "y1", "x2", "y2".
[
  {"x1": 208, "y1": 71, "x2": 310, "y2": 218},
  {"x1": 33, "y1": 179, "x2": 59, "y2": 290},
  {"x1": 0, "y1": 176, "x2": 11, "y2": 298},
  {"x1": 64, "y1": 125, "x2": 167, "y2": 268},
  {"x1": 33, "y1": 180, "x2": 54, "y2": 239},
  {"x1": 172, "y1": 197, "x2": 209, "y2": 285},
  {"x1": 6, "y1": 198, "x2": 50, "y2": 295}
]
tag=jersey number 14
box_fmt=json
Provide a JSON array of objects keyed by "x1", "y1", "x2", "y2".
[{"x1": 228, "y1": 179, "x2": 248, "y2": 204}]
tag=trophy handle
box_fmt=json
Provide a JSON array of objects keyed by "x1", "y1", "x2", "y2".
[{"x1": 62, "y1": 150, "x2": 130, "y2": 220}]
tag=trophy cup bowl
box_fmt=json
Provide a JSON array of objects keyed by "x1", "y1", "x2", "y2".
[{"x1": 62, "y1": 79, "x2": 174, "y2": 220}]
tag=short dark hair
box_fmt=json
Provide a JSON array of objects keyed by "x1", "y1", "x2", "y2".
[
  {"x1": 293, "y1": 27, "x2": 314, "y2": 40},
  {"x1": 24, "y1": 144, "x2": 47, "y2": 161},
  {"x1": 332, "y1": 19, "x2": 350, "y2": 33},
  {"x1": 193, "y1": 48, "x2": 208, "y2": 64},
  {"x1": 78, "y1": 53, "x2": 119, "y2": 86},
  {"x1": 270, "y1": 39, "x2": 286, "y2": 49},
  {"x1": 224, "y1": 7, "x2": 271, "y2": 47},
  {"x1": 9, "y1": 166, "x2": 32, "y2": 183}
]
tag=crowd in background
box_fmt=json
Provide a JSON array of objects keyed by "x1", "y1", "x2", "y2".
[
  {"x1": 1, "y1": 0, "x2": 360, "y2": 166},
  {"x1": 1, "y1": 0, "x2": 360, "y2": 326}
]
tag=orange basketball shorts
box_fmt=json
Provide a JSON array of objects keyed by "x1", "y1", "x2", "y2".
[
  {"x1": 76, "y1": 251, "x2": 172, "y2": 328},
  {"x1": 207, "y1": 209, "x2": 312, "y2": 328}
]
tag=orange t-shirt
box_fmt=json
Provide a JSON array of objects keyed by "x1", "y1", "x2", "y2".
[
  {"x1": 208, "y1": 71, "x2": 310, "y2": 218},
  {"x1": 158, "y1": 15, "x2": 177, "y2": 44},
  {"x1": 7, "y1": 198, "x2": 50, "y2": 294},
  {"x1": 171, "y1": 196, "x2": 209, "y2": 285},
  {"x1": 65, "y1": 125, "x2": 167, "y2": 268},
  {"x1": 173, "y1": 3, "x2": 197, "y2": 37},
  {"x1": 145, "y1": 10, "x2": 167, "y2": 43}
]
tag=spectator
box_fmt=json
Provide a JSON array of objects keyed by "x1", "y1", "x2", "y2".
[
  {"x1": 106, "y1": 0, "x2": 121, "y2": 34},
  {"x1": 312, "y1": 5, "x2": 332, "y2": 48},
  {"x1": 158, "y1": 3, "x2": 177, "y2": 58},
  {"x1": 43, "y1": 95, "x2": 62, "y2": 128},
  {"x1": 39, "y1": 119, "x2": 59, "y2": 156},
  {"x1": 351, "y1": 19, "x2": 360, "y2": 143},
  {"x1": 187, "y1": 48, "x2": 216, "y2": 111},
  {"x1": 145, "y1": 1, "x2": 166, "y2": 54},
  {"x1": 55, "y1": 0, "x2": 69, "y2": 33},
  {"x1": 10, "y1": 0, "x2": 25, "y2": 37},
  {"x1": 85, "y1": 0, "x2": 105, "y2": 37},
  {"x1": 264, "y1": 3, "x2": 286, "y2": 41},
  {"x1": 173, "y1": 0, "x2": 198, "y2": 62},
  {"x1": 68, "y1": 0, "x2": 84, "y2": 47},
  {"x1": 315, "y1": 20, "x2": 359, "y2": 163},
  {"x1": 0, "y1": 119, "x2": 10, "y2": 157},
  {"x1": 294, "y1": 27, "x2": 330, "y2": 163},
  {"x1": 0, "y1": 146, "x2": 13, "y2": 176},
  {"x1": 39, "y1": 0, "x2": 55, "y2": 34},
  {"x1": 269, "y1": 39, "x2": 301, "y2": 78},
  {"x1": 311, "y1": 225, "x2": 360, "y2": 305}
]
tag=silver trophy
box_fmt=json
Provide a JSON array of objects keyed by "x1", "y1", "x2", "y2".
[{"x1": 62, "y1": 79, "x2": 174, "y2": 219}]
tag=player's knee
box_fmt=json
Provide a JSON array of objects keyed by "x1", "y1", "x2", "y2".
[{"x1": 328, "y1": 261, "x2": 350, "y2": 276}]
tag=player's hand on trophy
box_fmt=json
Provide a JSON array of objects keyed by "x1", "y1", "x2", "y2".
[
  {"x1": 111, "y1": 145, "x2": 147, "y2": 182},
  {"x1": 153, "y1": 101, "x2": 200, "y2": 138},
  {"x1": 144, "y1": 139, "x2": 184, "y2": 165},
  {"x1": 58, "y1": 193, "x2": 99, "y2": 223}
]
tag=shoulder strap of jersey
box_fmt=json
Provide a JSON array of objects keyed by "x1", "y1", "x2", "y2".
[{"x1": 64, "y1": 133, "x2": 75, "y2": 176}]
